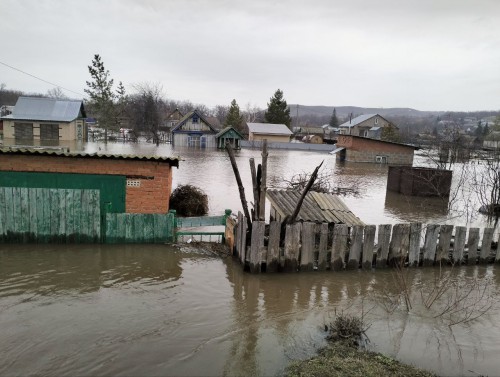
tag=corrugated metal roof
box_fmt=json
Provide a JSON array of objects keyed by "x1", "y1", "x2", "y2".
[
  {"x1": 338, "y1": 114, "x2": 377, "y2": 129},
  {"x1": 0, "y1": 147, "x2": 180, "y2": 167},
  {"x1": 266, "y1": 189, "x2": 364, "y2": 226},
  {"x1": 215, "y1": 126, "x2": 243, "y2": 138},
  {"x1": 247, "y1": 123, "x2": 293, "y2": 135},
  {"x1": 6, "y1": 97, "x2": 86, "y2": 122}
]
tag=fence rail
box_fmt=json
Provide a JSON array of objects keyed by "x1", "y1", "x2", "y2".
[{"x1": 234, "y1": 213, "x2": 500, "y2": 273}]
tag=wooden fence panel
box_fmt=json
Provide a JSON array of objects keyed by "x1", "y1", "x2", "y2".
[
  {"x1": 240, "y1": 216, "x2": 248, "y2": 264},
  {"x1": 300, "y1": 222, "x2": 315, "y2": 271},
  {"x1": 453, "y1": 226, "x2": 467, "y2": 264},
  {"x1": 389, "y1": 224, "x2": 410, "y2": 266},
  {"x1": 362, "y1": 225, "x2": 376, "y2": 270},
  {"x1": 479, "y1": 228, "x2": 494, "y2": 264},
  {"x1": 467, "y1": 228, "x2": 480, "y2": 265},
  {"x1": 318, "y1": 223, "x2": 329, "y2": 271},
  {"x1": 284, "y1": 223, "x2": 301, "y2": 272},
  {"x1": 423, "y1": 224, "x2": 440, "y2": 266},
  {"x1": 408, "y1": 223, "x2": 422, "y2": 267},
  {"x1": 377, "y1": 224, "x2": 392, "y2": 267},
  {"x1": 331, "y1": 224, "x2": 349, "y2": 271},
  {"x1": 267, "y1": 221, "x2": 281, "y2": 272},
  {"x1": 436, "y1": 224, "x2": 453, "y2": 264},
  {"x1": 348, "y1": 225, "x2": 363, "y2": 270},
  {"x1": 249, "y1": 220, "x2": 265, "y2": 273}
]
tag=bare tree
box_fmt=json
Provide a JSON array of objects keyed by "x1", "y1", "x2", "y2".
[{"x1": 46, "y1": 87, "x2": 68, "y2": 99}]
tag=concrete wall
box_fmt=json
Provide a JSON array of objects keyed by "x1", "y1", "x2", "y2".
[
  {"x1": 248, "y1": 133, "x2": 290, "y2": 142},
  {"x1": 0, "y1": 154, "x2": 173, "y2": 214},
  {"x1": 336, "y1": 135, "x2": 415, "y2": 164},
  {"x1": 345, "y1": 149, "x2": 413, "y2": 165},
  {"x1": 3, "y1": 119, "x2": 87, "y2": 141}
]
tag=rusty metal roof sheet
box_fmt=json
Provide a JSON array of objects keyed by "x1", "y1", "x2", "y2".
[
  {"x1": 266, "y1": 189, "x2": 364, "y2": 226},
  {"x1": 0, "y1": 147, "x2": 180, "y2": 167}
]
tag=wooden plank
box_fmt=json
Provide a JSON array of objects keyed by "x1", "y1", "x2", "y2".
[
  {"x1": 0, "y1": 188, "x2": 5, "y2": 242},
  {"x1": 284, "y1": 223, "x2": 301, "y2": 272},
  {"x1": 106, "y1": 213, "x2": 117, "y2": 243},
  {"x1": 19, "y1": 188, "x2": 29, "y2": 242},
  {"x1": 388, "y1": 224, "x2": 410, "y2": 266},
  {"x1": 376, "y1": 224, "x2": 392, "y2": 268},
  {"x1": 64, "y1": 190, "x2": 74, "y2": 242},
  {"x1": 143, "y1": 214, "x2": 154, "y2": 243},
  {"x1": 362, "y1": 225, "x2": 376, "y2": 270},
  {"x1": 300, "y1": 222, "x2": 315, "y2": 271},
  {"x1": 436, "y1": 224, "x2": 453, "y2": 265},
  {"x1": 479, "y1": 227, "x2": 494, "y2": 264},
  {"x1": 235, "y1": 212, "x2": 243, "y2": 259},
  {"x1": 91, "y1": 190, "x2": 100, "y2": 242},
  {"x1": 240, "y1": 216, "x2": 247, "y2": 264},
  {"x1": 347, "y1": 225, "x2": 363, "y2": 270},
  {"x1": 125, "y1": 214, "x2": 133, "y2": 243},
  {"x1": 177, "y1": 215, "x2": 225, "y2": 228},
  {"x1": 50, "y1": 189, "x2": 61, "y2": 241},
  {"x1": 72, "y1": 190, "x2": 82, "y2": 243},
  {"x1": 423, "y1": 224, "x2": 440, "y2": 266},
  {"x1": 133, "y1": 215, "x2": 143, "y2": 243},
  {"x1": 249, "y1": 220, "x2": 265, "y2": 273},
  {"x1": 27, "y1": 188, "x2": 37, "y2": 242},
  {"x1": 116, "y1": 213, "x2": 126, "y2": 243},
  {"x1": 12, "y1": 187, "x2": 22, "y2": 241},
  {"x1": 452, "y1": 226, "x2": 467, "y2": 264},
  {"x1": 3, "y1": 188, "x2": 13, "y2": 241},
  {"x1": 317, "y1": 223, "x2": 329, "y2": 271},
  {"x1": 267, "y1": 221, "x2": 281, "y2": 272},
  {"x1": 408, "y1": 223, "x2": 422, "y2": 267},
  {"x1": 80, "y1": 190, "x2": 90, "y2": 242},
  {"x1": 466, "y1": 228, "x2": 480, "y2": 265},
  {"x1": 331, "y1": 224, "x2": 348, "y2": 271}
]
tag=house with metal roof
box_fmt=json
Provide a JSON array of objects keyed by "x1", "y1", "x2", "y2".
[
  {"x1": 1, "y1": 97, "x2": 87, "y2": 143},
  {"x1": 215, "y1": 126, "x2": 243, "y2": 149},
  {"x1": 266, "y1": 189, "x2": 364, "y2": 226},
  {"x1": 247, "y1": 122, "x2": 293, "y2": 142},
  {"x1": 171, "y1": 109, "x2": 218, "y2": 148},
  {"x1": 338, "y1": 114, "x2": 397, "y2": 139}
]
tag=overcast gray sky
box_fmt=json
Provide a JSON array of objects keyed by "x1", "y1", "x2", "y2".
[{"x1": 1, "y1": 0, "x2": 499, "y2": 111}]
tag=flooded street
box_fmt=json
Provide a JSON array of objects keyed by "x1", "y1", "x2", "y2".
[
  {"x1": 2, "y1": 141, "x2": 500, "y2": 376},
  {"x1": 1, "y1": 244, "x2": 500, "y2": 376}
]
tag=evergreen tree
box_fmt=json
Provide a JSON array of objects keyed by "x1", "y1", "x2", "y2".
[
  {"x1": 483, "y1": 122, "x2": 490, "y2": 136},
  {"x1": 329, "y1": 108, "x2": 339, "y2": 127},
  {"x1": 224, "y1": 99, "x2": 243, "y2": 130},
  {"x1": 264, "y1": 89, "x2": 291, "y2": 128},
  {"x1": 85, "y1": 54, "x2": 116, "y2": 143}
]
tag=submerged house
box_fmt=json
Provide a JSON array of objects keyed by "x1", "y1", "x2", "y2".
[
  {"x1": 332, "y1": 135, "x2": 417, "y2": 165},
  {"x1": 171, "y1": 110, "x2": 218, "y2": 148},
  {"x1": 338, "y1": 114, "x2": 397, "y2": 139},
  {"x1": 1, "y1": 97, "x2": 87, "y2": 143},
  {"x1": 266, "y1": 189, "x2": 364, "y2": 226}
]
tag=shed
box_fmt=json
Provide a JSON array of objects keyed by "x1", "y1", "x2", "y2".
[
  {"x1": 247, "y1": 122, "x2": 293, "y2": 142},
  {"x1": 1, "y1": 96, "x2": 87, "y2": 143},
  {"x1": 266, "y1": 189, "x2": 364, "y2": 226},
  {"x1": 215, "y1": 126, "x2": 244, "y2": 149}
]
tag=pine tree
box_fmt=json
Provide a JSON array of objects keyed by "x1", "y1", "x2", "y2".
[
  {"x1": 85, "y1": 54, "x2": 116, "y2": 143},
  {"x1": 224, "y1": 99, "x2": 243, "y2": 130},
  {"x1": 264, "y1": 89, "x2": 291, "y2": 128},
  {"x1": 329, "y1": 108, "x2": 339, "y2": 127}
]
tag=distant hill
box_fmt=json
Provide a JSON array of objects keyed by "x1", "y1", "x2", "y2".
[{"x1": 289, "y1": 105, "x2": 443, "y2": 120}]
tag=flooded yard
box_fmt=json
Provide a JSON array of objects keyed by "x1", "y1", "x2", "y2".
[{"x1": 1, "y1": 244, "x2": 499, "y2": 376}]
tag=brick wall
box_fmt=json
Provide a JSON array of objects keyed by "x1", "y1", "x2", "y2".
[
  {"x1": 345, "y1": 149, "x2": 414, "y2": 165},
  {"x1": 336, "y1": 135, "x2": 415, "y2": 164},
  {"x1": 0, "y1": 154, "x2": 173, "y2": 214}
]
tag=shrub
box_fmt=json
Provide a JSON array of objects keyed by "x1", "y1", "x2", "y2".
[{"x1": 169, "y1": 184, "x2": 209, "y2": 217}]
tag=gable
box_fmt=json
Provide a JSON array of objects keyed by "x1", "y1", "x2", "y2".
[{"x1": 171, "y1": 110, "x2": 217, "y2": 133}]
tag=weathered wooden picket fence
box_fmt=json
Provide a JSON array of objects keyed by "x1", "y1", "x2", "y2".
[{"x1": 233, "y1": 212, "x2": 500, "y2": 273}]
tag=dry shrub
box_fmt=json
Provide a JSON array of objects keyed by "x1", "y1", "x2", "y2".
[{"x1": 170, "y1": 184, "x2": 208, "y2": 217}]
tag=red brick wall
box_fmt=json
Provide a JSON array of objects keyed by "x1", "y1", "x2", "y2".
[{"x1": 0, "y1": 154, "x2": 173, "y2": 214}]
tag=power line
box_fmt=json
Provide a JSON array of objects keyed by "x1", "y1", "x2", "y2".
[{"x1": 0, "y1": 60, "x2": 86, "y2": 98}]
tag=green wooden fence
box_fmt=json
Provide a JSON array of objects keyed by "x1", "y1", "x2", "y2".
[
  {"x1": 105, "y1": 212, "x2": 175, "y2": 244},
  {"x1": 175, "y1": 209, "x2": 231, "y2": 242},
  {"x1": 0, "y1": 187, "x2": 101, "y2": 243}
]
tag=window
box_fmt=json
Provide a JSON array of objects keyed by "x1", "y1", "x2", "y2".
[
  {"x1": 192, "y1": 115, "x2": 199, "y2": 123},
  {"x1": 40, "y1": 123, "x2": 59, "y2": 140},
  {"x1": 14, "y1": 122, "x2": 33, "y2": 141},
  {"x1": 188, "y1": 134, "x2": 201, "y2": 147},
  {"x1": 375, "y1": 118, "x2": 379, "y2": 124}
]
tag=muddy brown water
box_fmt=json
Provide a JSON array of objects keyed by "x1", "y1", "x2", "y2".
[{"x1": 1, "y1": 244, "x2": 500, "y2": 376}]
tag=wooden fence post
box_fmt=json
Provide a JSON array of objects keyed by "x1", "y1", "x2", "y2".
[
  {"x1": 376, "y1": 224, "x2": 392, "y2": 268},
  {"x1": 240, "y1": 215, "x2": 248, "y2": 265},
  {"x1": 423, "y1": 224, "x2": 440, "y2": 266},
  {"x1": 466, "y1": 228, "x2": 480, "y2": 265},
  {"x1": 284, "y1": 223, "x2": 301, "y2": 272},
  {"x1": 452, "y1": 226, "x2": 467, "y2": 264},
  {"x1": 347, "y1": 225, "x2": 363, "y2": 270},
  {"x1": 436, "y1": 224, "x2": 453, "y2": 265},
  {"x1": 317, "y1": 223, "x2": 329, "y2": 271},
  {"x1": 362, "y1": 225, "x2": 376, "y2": 270},
  {"x1": 249, "y1": 220, "x2": 265, "y2": 273},
  {"x1": 331, "y1": 224, "x2": 349, "y2": 271},
  {"x1": 300, "y1": 222, "x2": 315, "y2": 271},
  {"x1": 267, "y1": 221, "x2": 281, "y2": 272},
  {"x1": 479, "y1": 227, "x2": 494, "y2": 264},
  {"x1": 408, "y1": 223, "x2": 422, "y2": 267}
]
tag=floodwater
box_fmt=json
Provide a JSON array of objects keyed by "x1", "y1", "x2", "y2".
[
  {"x1": 2, "y1": 140, "x2": 500, "y2": 376},
  {"x1": 1, "y1": 244, "x2": 499, "y2": 376}
]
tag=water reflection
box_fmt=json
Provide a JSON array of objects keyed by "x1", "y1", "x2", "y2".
[{"x1": 384, "y1": 190, "x2": 449, "y2": 223}]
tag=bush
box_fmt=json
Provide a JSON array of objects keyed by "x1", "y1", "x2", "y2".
[{"x1": 169, "y1": 184, "x2": 209, "y2": 217}]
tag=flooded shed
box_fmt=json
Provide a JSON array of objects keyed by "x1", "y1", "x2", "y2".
[{"x1": 266, "y1": 189, "x2": 364, "y2": 225}]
